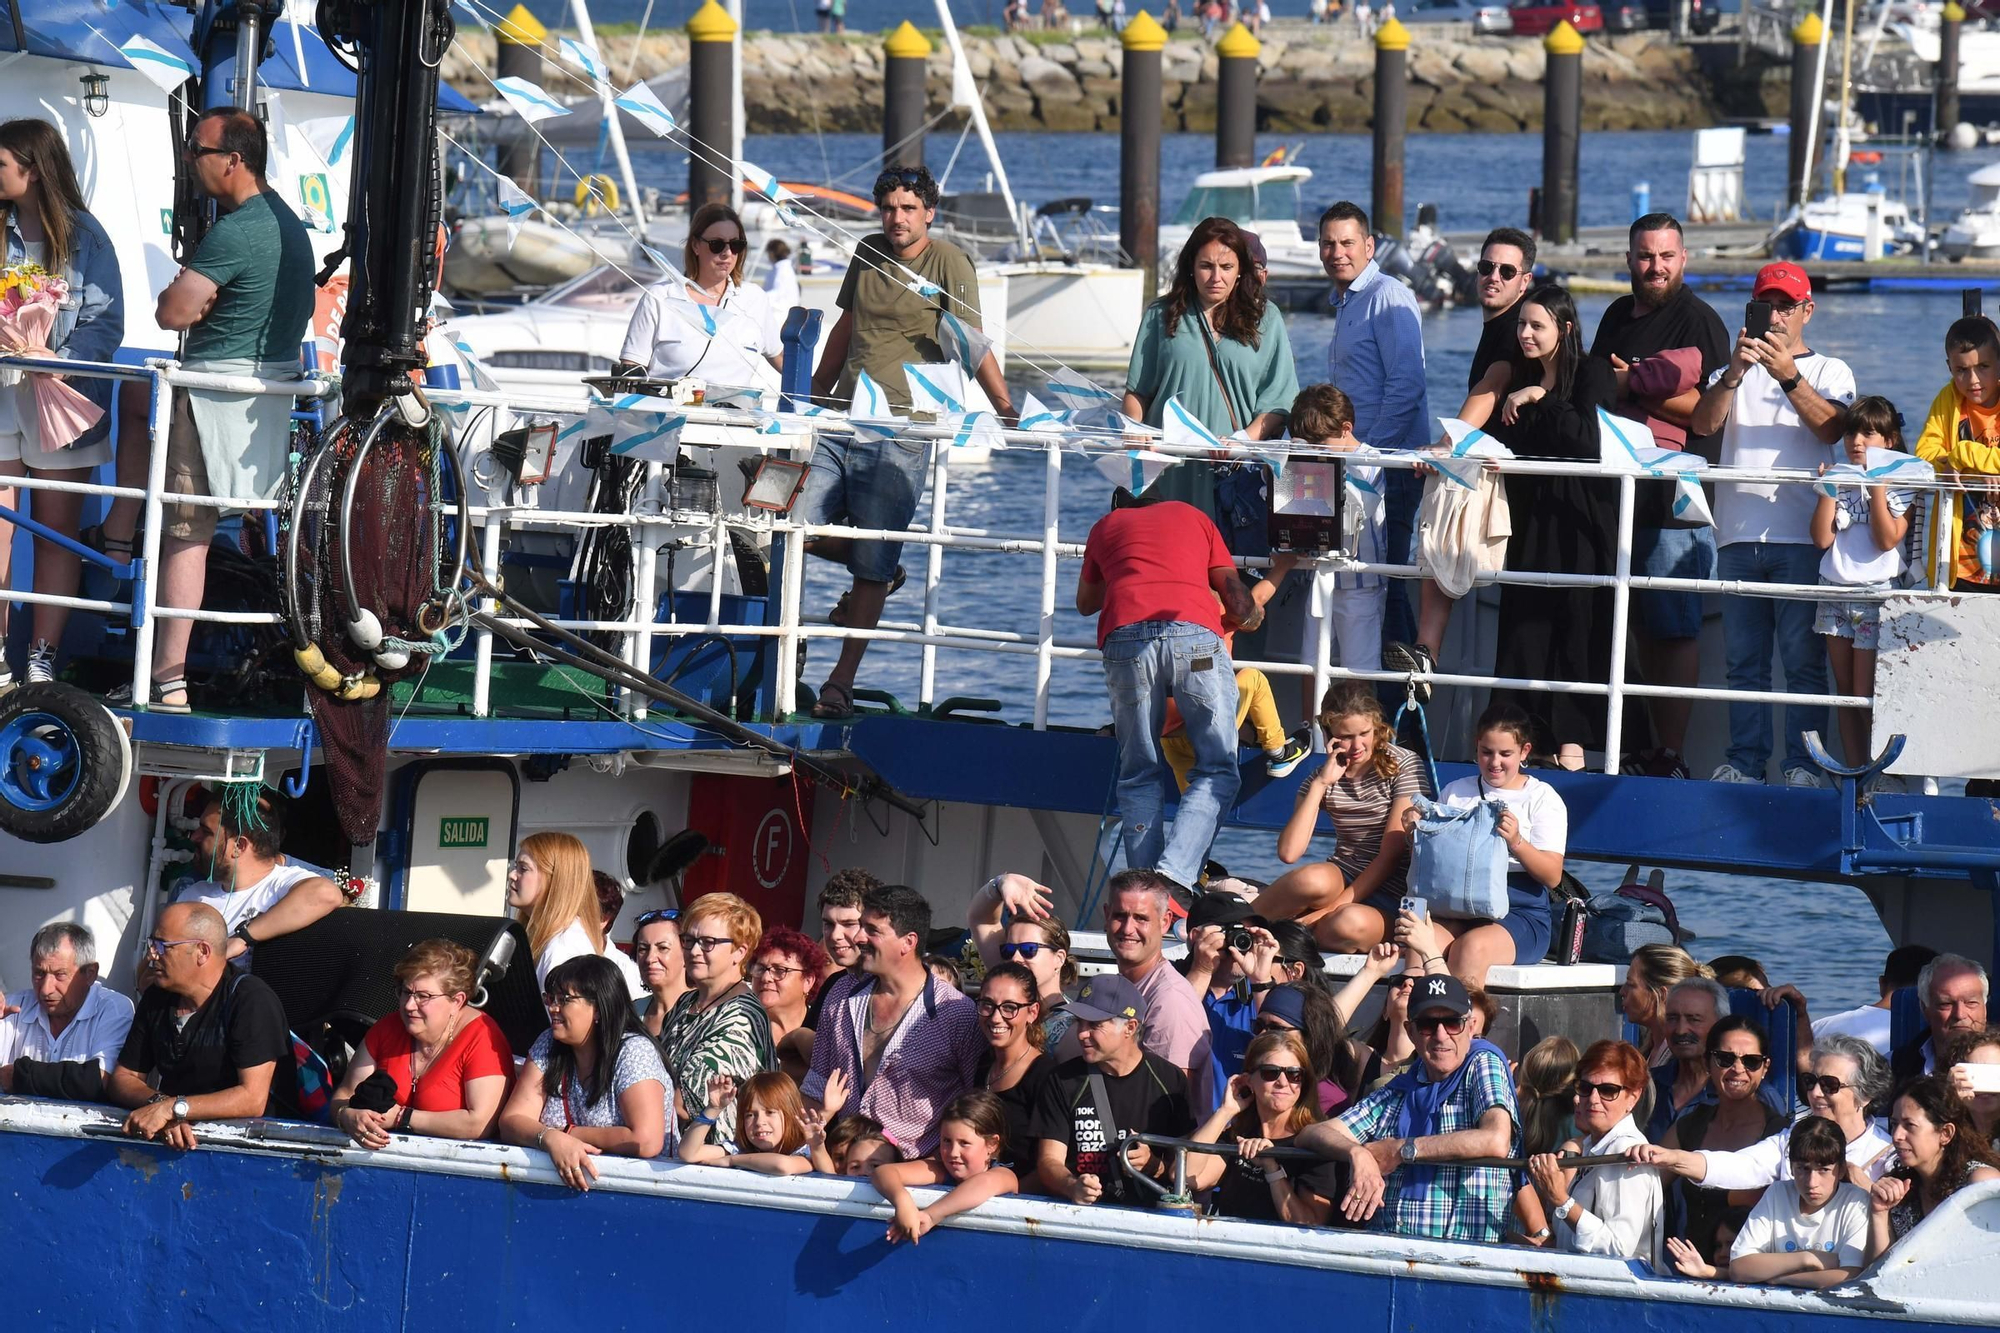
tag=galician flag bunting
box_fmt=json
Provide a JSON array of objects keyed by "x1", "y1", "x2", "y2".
[
  {"x1": 613, "y1": 82, "x2": 678, "y2": 137},
  {"x1": 1596, "y1": 408, "x2": 1715, "y2": 526},
  {"x1": 1429, "y1": 417, "x2": 1515, "y2": 490},
  {"x1": 118, "y1": 35, "x2": 195, "y2": 94},
  {"x1": 496, "y1": 177, "x2": 539, "y2": 247},
  {"x1": 937, "y1": 309, "x2": 995, "y2": 375},
  {"x1": 1815, "y1": 447, "x2": 1935, "y2": 498},
  {"x1": 493, "y1": 76, "x2": 572, "y2": 125},
  {"x1": 903, "y1": 363, "x2": 968, "y2": 416},
  {"x1": 559, "y1": 37, "x2": 609, "y2": 85}
]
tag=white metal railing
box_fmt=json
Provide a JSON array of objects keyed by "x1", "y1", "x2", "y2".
[{"x1": 6, "y1": 354, "x2": 1970, "y2": 760}]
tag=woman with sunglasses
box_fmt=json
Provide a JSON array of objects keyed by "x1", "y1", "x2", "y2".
[
  {"x1": 1527, "y1": 1040, "x2": 1664, "y2": 1269},
  {"x1": 328, "y1": 939, "x2": 514, "y2": 1147},
  {"x1": 750, "y1": 925, "x2": 829, "y2": 1082},
  {"x1": 656, "y1": 892, "x2": 775, "y2": 1147},
  {"x1": 633, "y1": 909, "x2": 690, "y2": 1042},
  {"x1": 1253, "y1": 981, "x2": 1374, "y2": 1115},
  {"x1": 1187, "y1": 1031, "x2": 1340, "y2": 1225},
  {"x1": 968, "y1": 873, "x2": 1078, "y2": 1052},
  {"x1": 1633, "y1": 1034, "x2": 1897, "y2": 1192},
  {"x1": 1656, "y1": 1015, "x2": 1788, "y2": 1263},
  {"x1": 498, "y1": 954, "x2": 672, "y2": 1191},
  {"x1": 974, "y1": 962, "x2": 1057, "y2": 1187},
  {"x1": 1866, "y1": 1074, "x2": 2000, "y2": 1259},
  {"x1": 616, "y1": 201, "x2": 781, "y2": 393}
]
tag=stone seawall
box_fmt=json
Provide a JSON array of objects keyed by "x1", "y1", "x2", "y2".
[{"x1": 443, "y1": 28, "x2": 1720, "y2": 136}]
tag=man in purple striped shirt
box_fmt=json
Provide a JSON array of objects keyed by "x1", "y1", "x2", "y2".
[{"x1": 801, "y1": 883, "x2": 983, "y2": 1157}]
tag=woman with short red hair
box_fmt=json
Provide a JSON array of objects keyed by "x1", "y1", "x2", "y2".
[
  {"x1": 751, "y1": 925, "x2": 830, "y2": 1069},
  {"x1": 1526, "y1": 1039, "x2": 1663, "y2": 1269}
]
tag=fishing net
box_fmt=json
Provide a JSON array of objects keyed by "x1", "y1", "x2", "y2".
[{"x1": 284, "y1": 414, "x2": 450, "y2": 846}]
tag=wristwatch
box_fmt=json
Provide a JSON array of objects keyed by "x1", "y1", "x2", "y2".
[
  {"x1": 171, "y1": 1098, "x2": 190, "y2": 1122},
  {"x1": 1777, "y1": 371, "x2": 1803, "y2": 394},
  {"x1": 231, "y1": 922, "x2": 256, "y2": 947},
  {"x1": 1399, "y1": 1138, "x2": 1418, "y2": 1165}
]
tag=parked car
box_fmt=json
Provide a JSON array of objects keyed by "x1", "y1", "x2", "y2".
[
  {"x1": 1642, "y1": 0, "x2": 1721, "y2": 33},
  {"x1": 1602, "y1": 0, "x2": 1646, "y2": 30},
  {"x1": 1508, "y1": 0, "x2": 1605, "y2": 34},
  {"x1": 1402, "y1": 0, "x2": 1516, "y2": 32}
]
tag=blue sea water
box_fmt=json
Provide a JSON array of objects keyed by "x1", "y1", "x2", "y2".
[{"x1": 581, "y1": 123, "x2": 1965, "y2": 1007}]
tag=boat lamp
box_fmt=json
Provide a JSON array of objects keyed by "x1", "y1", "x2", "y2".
[{"x1": 80, "y1": 72, "x2": 110, "y2": 119}]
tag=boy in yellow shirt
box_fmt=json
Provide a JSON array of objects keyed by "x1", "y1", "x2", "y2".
[{"x1": 1914, "y1": 315, "x2": 2000, "y2": 592}]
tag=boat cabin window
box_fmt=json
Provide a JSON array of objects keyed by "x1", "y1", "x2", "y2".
[
  {"x1": 543, "y1": 264, "x2": 663, "y2": 310},
  {"x1": 1172, "y1": 181, "x2": 1302, "y2": 229},
  {"x1": 1254, "y1": 179, "x2": 1303, "y2": 225},
  {"x1": 483, "y1": 350, "x2": 617, "y2": 373}
]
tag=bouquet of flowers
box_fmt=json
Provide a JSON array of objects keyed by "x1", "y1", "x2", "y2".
[{"x1": 0, "y1": 262, "x2": 104, "y2": 453}]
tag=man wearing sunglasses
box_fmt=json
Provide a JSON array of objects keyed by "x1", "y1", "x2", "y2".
[
  {"x1": 1295, "y1": 973, "x2": 1519, "y2": 1242},
  {"x1": 133, "y1": 108, "x2": 314, "y2": 714},
  {"x1": 1690, "y1": 260, "x2": 1852, "y2": 789},
  {"x1": 802, "y1": 164, "x2": 1013, "y2": 719},
  {"x1": 1466, "y1": 228, "x2": 1535, "y2": 394},
  {"x1": 107, "y1": 903, "x2": 292, "y2": 1151}
]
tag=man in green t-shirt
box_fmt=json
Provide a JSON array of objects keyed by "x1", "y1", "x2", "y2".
[
  {"x1": 801, "y1": 166, "x2": 1013, "y2": 718},
  {"x1": 134, "y1": 108, "x2": 315, "y2": 712}
]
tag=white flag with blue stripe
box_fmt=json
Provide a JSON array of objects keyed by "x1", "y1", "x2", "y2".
[
  {"x1": 1597, "y1": 408, "x2": 1714, "y2": 527},
  {"x1": 937, "y1": 309, "x2": 994, "y2": 375},
  {"x1": 1015, "y1": 393, "x2": 1075, "y2": 435},
  {"x1": 903, "y1": 363, "x2": 968, "y2": 416},
  {"x1": 1043, "y1": 373, "x2": 1120, "y2": 428},
  {"x1": 300, "y1": 114, "x2": 356, "y2": 169},
  {"x1": 1815, "y1": 447, "x2": 1934, "y2": 498},
  {"x1": 559, "y1": 37, "x2": 609, "y2": 86},
  {"x1": 614, "y1": 82, "x2": 678, "y2": 137},
  {"x1": 496, "y1": 177, "x2": 539, "y2": 247},
  {"x1": 119, "y1": 36, "x2": 194, "y2": 94},
  {"x1": 849, "y1": 370, "x2": 907, "y2": 443},
  {"x1": 493, "y1": 76, "x2": 572, "y2": 125},
  {"x1": 1429, "y1": 417, "x2": 1515, "y2": 490},
  {"x1": 609, "y1": 411, "x2": 687, "y2": 464}
]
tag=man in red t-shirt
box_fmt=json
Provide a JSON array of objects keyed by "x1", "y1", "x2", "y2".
[{"x1": 1078, "y1": 498, "x2": 1263, "y2": 894}]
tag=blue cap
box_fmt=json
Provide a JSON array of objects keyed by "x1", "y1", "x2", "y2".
[
  {"x1": 1258, "y1": 983, "x2": 1309, "y2": 1030},
  {"x1": 1070, "y1": 973, "x2": 1148, "y2": 1023}
]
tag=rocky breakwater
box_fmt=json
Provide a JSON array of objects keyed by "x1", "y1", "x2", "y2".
[{"x1": 443, "y1": 27, "x2": 1715, "y2": 135}]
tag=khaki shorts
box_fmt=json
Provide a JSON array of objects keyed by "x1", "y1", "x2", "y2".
[{"x1": 163, "y1": 388, "x2": 218, "y2": 543}]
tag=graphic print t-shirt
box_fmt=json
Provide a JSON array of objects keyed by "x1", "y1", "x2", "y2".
[{"x1": 1029, "y1": 1053, "x2": 1191, "y2": 1207}]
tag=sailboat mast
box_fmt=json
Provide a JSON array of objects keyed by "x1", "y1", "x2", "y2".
[
  {"x1": 570, "y1": 0, "x2": 650, "y2": 240},
  {"x1": 1834, "y1": 0, "x2": 1856, "y2": 195},
  {"x1": 933, "y1": 0, "x2": 1030, "y2": 250},
  {"x1": 1797, "y1": 0, "x2": 1836, "y2": 209},
  {"x1": 729, "y1": 0, "x2": 746, "y2": 212}
]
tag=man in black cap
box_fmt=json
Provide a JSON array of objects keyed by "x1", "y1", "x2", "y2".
[
  {"x1": 1030, "y1": 973, "x2": 1192, "y2": 1207},
  {"x1": 1182, "y1": 891, "x2": 1282, "y2": 1115},
  {"x1": 1296, "y1": 972, "x2": 1519, "y2": 1243}
]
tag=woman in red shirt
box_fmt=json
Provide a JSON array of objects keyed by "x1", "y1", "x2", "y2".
[{"x1": 329, "y1": 938, "x2": 515, "y2": 1146}]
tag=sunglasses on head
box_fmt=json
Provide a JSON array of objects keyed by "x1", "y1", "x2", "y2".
[
  {"x1": 1413, "y1": 1012, "x2": 1467, "y2": 1034},
  {"x1": 1710, "y1": 1050, "x2": 1769, "y2": 1072},
  {"x1": 1000, "y1": 941, "x2": 1046, "y2": 960},
  {"x1": 1253, "y1": 1064, "x2": 1304, "y2": 1085},
  {"x1": 635, "y1": 909, "x2": 681, "y2": 927},
  {"x1": 1808, "y1": 1074, "x2": 1855, "y2": 1098},
  {"x1": 700, "y1": 235, "x2": 748, "y2": 255},
  {"x1": 876, "y1": 167, "x2": 927, "y2": 193},
  {"x1": 1476, "y1": 259, "x2": 1521, "y2": 281}
]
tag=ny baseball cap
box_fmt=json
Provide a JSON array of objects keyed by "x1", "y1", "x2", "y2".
[
  {"x1": 1753, "y1": 262, "x2": 1811, "y2": 304},
  {"x1": 1070, "y1": 973, "x2": 1148, "y2": 1023},
  {"x1": 1407, "y1": 972, "x2": 1472, "y2": 1019}
]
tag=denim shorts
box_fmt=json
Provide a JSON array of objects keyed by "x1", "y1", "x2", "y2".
[
  {"x1": 1814, "y1": 586, "x2": 1887, "y2": 651},
  {"x1": 1633, "y1": 525, "x2": 1716, "y2": 640},
  {"x1": 795, "y1": 430, "x2": 933, "y2": 584}
]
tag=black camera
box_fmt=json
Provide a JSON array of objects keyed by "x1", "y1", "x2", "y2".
[{"x1": 1227, "y1": 927, "x2": 1256, "y2": 954}]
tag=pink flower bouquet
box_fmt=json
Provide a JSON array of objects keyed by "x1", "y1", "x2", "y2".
[{"x1": 0, "y1": 263, "x2": 104, "y2": 454}]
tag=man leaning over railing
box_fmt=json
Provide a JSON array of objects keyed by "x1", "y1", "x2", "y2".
[
  {"x1": 1294, "y1": 973, "x2": 1521, "y2": 1243},
  {"x1": 112, "y1": 108, "x2": 314, "y2": 714}
]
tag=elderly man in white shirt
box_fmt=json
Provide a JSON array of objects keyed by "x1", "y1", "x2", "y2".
[{"x1": 0, "y1": 923, "x2": 134, "y2": 1100}]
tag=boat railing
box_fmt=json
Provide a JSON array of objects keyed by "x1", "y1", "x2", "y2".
[{"x1": 11, "y1": 352, "x2": 1970, "y2": 767}]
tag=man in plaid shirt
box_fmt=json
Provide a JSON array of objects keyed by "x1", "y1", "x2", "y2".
[{"x1": 1297, "y1": 973, "x2": 1519, "y2": 1242}]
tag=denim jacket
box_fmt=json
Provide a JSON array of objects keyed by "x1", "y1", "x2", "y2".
[{"x1": 5, "y1": 206, "x2": 125, "y2": 445}]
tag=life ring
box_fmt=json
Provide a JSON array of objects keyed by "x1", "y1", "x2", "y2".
[
  {"x1": 0, "y1": 682, "x2": 131, "y2": 843},
  {"x1": 1849, "y1": 150, "x2": 1883, "y2": 165},
  {"x1": 575, "y1": 174, "x2": 621, "y2": 216}
]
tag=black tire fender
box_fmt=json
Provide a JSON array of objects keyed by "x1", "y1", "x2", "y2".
[{"x1": 0, "y1": 682, "x2": 129, "y2": 843}]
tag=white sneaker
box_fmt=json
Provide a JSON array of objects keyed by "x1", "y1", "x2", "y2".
[
  {"x1": 1783, "y1": 765, "x2": 1825, "y2": 789},
  {"x1": 1710, "y1": 763, "x2": 1759, "y2": 784},
  {"x1": 24, "y1": 640, "x2": 54, "y2": 686},
  {"x1": 1866, "y1": 772, "x2": 1907, "y2": 795}
]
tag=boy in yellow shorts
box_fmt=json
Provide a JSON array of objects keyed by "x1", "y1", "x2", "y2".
[{"x1": 1160, "y1": 590, "x2": 1308, "y2": 789}]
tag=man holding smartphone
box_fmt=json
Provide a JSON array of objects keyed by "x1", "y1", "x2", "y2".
[{"x1": 1690, "y1": 262, "x2": 1854, "y2": 787}]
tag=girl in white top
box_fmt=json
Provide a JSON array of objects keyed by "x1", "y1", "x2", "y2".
[
  {"x1": 1809, "y1": 395, "x2": 1915, "y2": 772},
  {"x1": 1667, "y1": 1115, "x2": 1871, "y2": 1289},
  {"x1": 1399, "y1": 702, "x2": 1567, "y2": 983},
  {"x1": 618, "y1": 202, "x2": 782, "y2": 394},
  {"x1": 508, "y1": 831, "x2": 644, "y2": 1000}
]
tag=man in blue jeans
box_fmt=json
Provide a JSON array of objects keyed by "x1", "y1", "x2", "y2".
[
  {"x1": 1690, "y1": 262, "x2": 1852, "y2": 786},
  {"x1": 1078, "y1": 496, "x2": 1262, "y2": 896}
]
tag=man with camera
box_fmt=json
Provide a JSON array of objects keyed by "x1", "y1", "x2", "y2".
[
  {"x1": 1689, "y1": 261, "x2": 1853, "y2": 788},
  {"x1": 1181, "y1": 890, "x2": 1282, "y2": 1115}
]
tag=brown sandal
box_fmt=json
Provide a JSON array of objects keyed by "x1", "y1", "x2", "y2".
[{"x1": 810, "y1": 680, "x2": 855, "y2": 720}]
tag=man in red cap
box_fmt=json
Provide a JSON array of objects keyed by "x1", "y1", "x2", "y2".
[{"x1": 1690, "y1": 260, "x2": 1854, "y2": 787}]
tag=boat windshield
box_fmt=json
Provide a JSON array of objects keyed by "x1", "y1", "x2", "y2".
[
  {"x1": 542, "y1": 263, "x2": 661, "y2": 310},
  {"x1": 1171, "y1": 180, "x2": 1302, "y2": 229}
]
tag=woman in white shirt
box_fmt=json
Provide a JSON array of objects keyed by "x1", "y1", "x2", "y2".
[
  {"x1": 507, "y1": 832, "x2": 644, "y2": 999},
  {"x1": 761, "y1": 237, "x2": 801, "y2": 315},
  {"x1": 1528, "y1": 1039, "x2": 1664, "y2": 1270},
  {"x1": 617, "y1": 203, "x2": 781, "y2": 393}
]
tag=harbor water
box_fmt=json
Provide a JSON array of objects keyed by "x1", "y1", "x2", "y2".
[{"x1": 605, "y1": 128, "x2": 1986, "y2": 1006}]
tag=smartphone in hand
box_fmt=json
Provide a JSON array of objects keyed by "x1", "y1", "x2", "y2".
[
  {"x1": 1744, "y1": 300, "x2": 1773, "y2": 342},
  {"x1": 1399, "y1": 895, "x2": 1428, "y2": 922},
  {"x1": 1957, "y1": 1062, "x2": 2000, "y2": 1095}
]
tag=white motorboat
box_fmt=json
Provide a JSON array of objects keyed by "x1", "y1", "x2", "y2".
[
  {"x1": 1159, "y1": 163, "x2": 1323, "y2": 284},
  {"x1": 1942, "y1": 162, "x2": 2000, "y2": 260},
  {"x1": 1775, "y1": 183, "x2": 1927, "y2": 261}
]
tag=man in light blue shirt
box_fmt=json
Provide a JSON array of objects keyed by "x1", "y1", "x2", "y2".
[{"x1": 1320, "y1": 201, "x2": 1430, "y2": 656}]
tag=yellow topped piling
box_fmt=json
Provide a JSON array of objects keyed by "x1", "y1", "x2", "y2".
[
  {"x1": 689, "y1": 0, "x2": 738, "y2": 43},
  {"x1": 1216, "y1": 21, "x2": 1260, "y2": 59},
  {"x1": 1122, "y1": 10, "x2": 1168, "y2": 52},
  {"x1": 1545, "y1": 19, "x2": 1584, "y2": 56},
  {"x1": 1374, "y1": 17, "x2": 1410, "y2": 51},
  {"x1": 884, "y1": 20, "x2": 933, "y2": 58}
]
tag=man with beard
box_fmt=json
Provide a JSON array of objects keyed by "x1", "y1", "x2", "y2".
[
  {"x1": 1467, "y1": 228, "x2": 1535, "y2": 392},
  {"x1": 1590, "y1": 213, "x2": 1731, "y2": 779}
]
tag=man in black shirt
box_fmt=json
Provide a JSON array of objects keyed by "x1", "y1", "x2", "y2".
[
  {"x1": 1467, "y1": 227, "x2": 1535, "y2": 393},
  {"x1": 1589, "y1": 212, "x2": 1731, "y2": 777},
  {"x1": 109, "y1": 902, "x2": 291, "y2": 1149},
  {"x1": 1031, "y1": 974, "x2": 1192, "y2": 1207}
]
